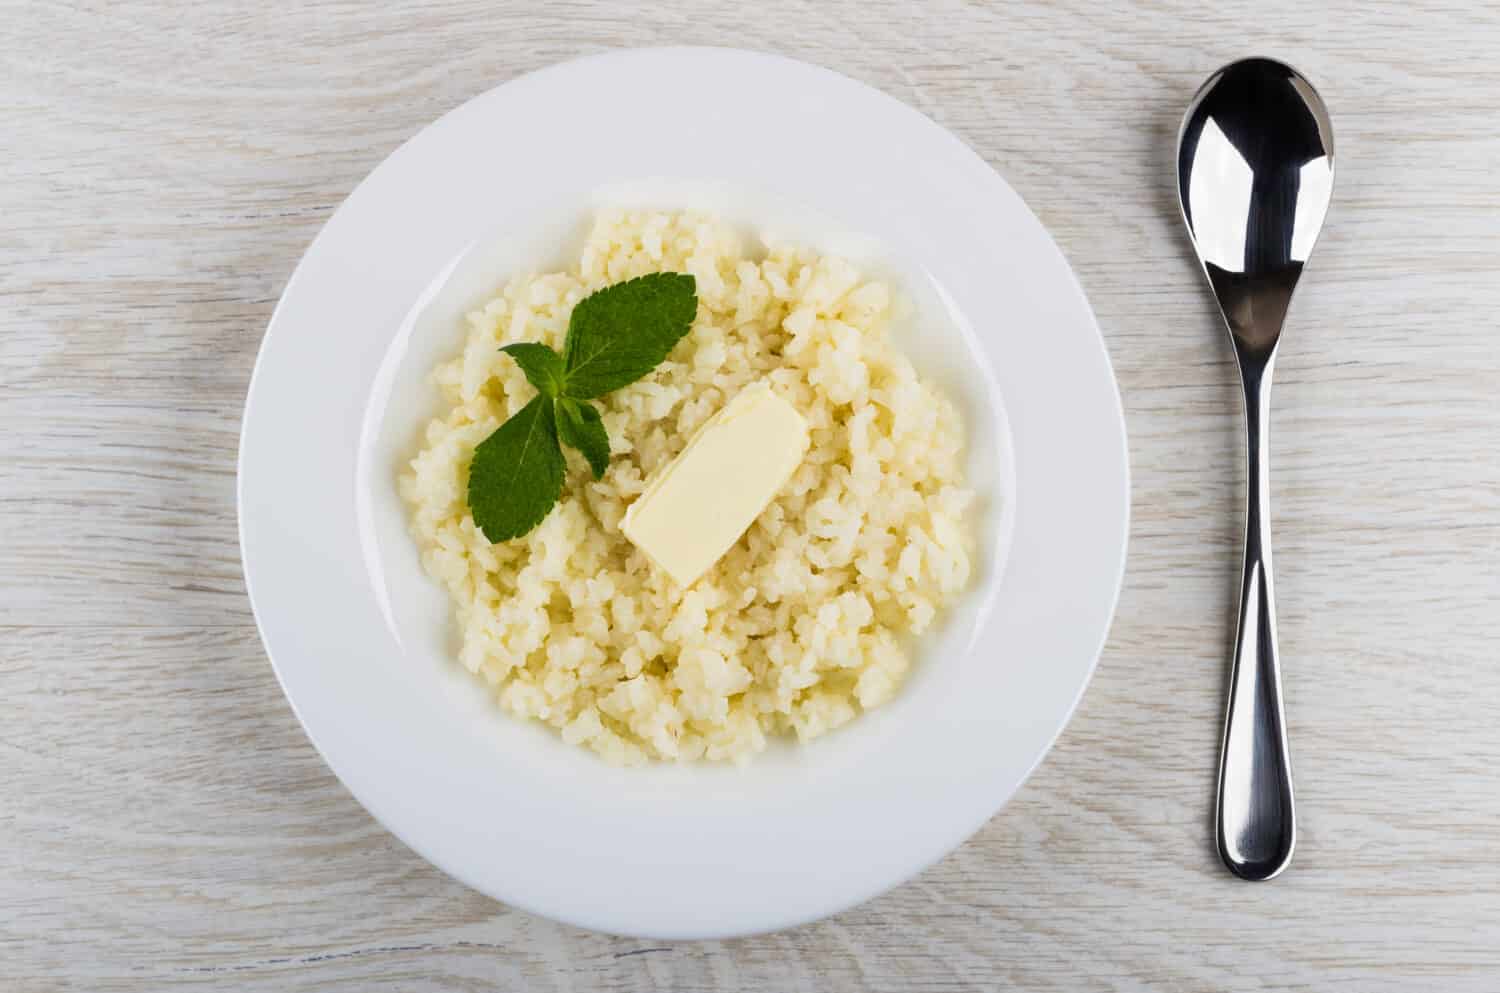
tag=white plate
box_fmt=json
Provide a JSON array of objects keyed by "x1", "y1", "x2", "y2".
[{"x1": 239, "y1": 47, "x2": 1128, "y2": 939}]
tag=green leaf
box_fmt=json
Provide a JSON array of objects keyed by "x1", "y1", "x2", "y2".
[
  {"x1": 500, "y1": 342, "x2": 565, "y2": 397},
  {"x1": 465, "y1": 274, "x2": 697, "y2": 543},
  {"x1": 466, "y1": 394, "x2": 565, "y2": 542},
  {"x1": 555, "y1": 397, "x2": 611, "y2": 479},
  {"x1": 561, "y1": 272, "x2": 697, "y2": 398}
]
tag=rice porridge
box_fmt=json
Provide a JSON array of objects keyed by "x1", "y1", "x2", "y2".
[{"x1": 400, "y1": 209, "x2": 974, "y2": 764}]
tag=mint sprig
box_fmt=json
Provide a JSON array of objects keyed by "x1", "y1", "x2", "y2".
[{"x1": 466, "y1": 272, "x2": 697, "y2": 544}]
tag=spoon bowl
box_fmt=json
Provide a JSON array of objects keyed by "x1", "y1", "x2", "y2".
[
  {"x1": 1180, "y1": 57, "x2": 1335, "y2": 356},
  {"x1": 1176, "y1": 57, "x2": 1334, "y2": 881}
]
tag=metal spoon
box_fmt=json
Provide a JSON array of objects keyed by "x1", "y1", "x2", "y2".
[{"x1": 1176, "y1": 57, "x2": 1334, "y2": 881}]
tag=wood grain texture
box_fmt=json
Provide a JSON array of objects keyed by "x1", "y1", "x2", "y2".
[{"x1": 3, "y1": 0, "x2": 1499, "y2": 989}]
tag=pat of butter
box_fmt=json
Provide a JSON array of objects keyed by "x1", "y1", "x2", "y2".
[{"x1": 622, "y1": 382, "x2": 809, "y2": 587}]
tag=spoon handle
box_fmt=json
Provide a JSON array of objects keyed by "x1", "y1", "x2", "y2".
[{"x1": 1217, "y1": 358, "x2": 1296, "y2": 881}]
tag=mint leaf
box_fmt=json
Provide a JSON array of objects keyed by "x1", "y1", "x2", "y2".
[
  {"x1": 466, "y1": 395, "x2": 564, "y2": 542},
  {"x1": 561, "y1": 272, "x2": 697, "y2": 398},
  {"x1": 465, "y1": 273, "x2": 698, "y2": 544},
  {"x1": 555, "y1": 397, "x2": 610, "y2": 479},
  {"x1": 500, "y1": 342, "x2": 565, "y2": 397}
]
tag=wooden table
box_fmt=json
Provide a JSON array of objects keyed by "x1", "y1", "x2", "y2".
[{"x1": 5, "y1": 2, "x2": 1498, "y2": 989}]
